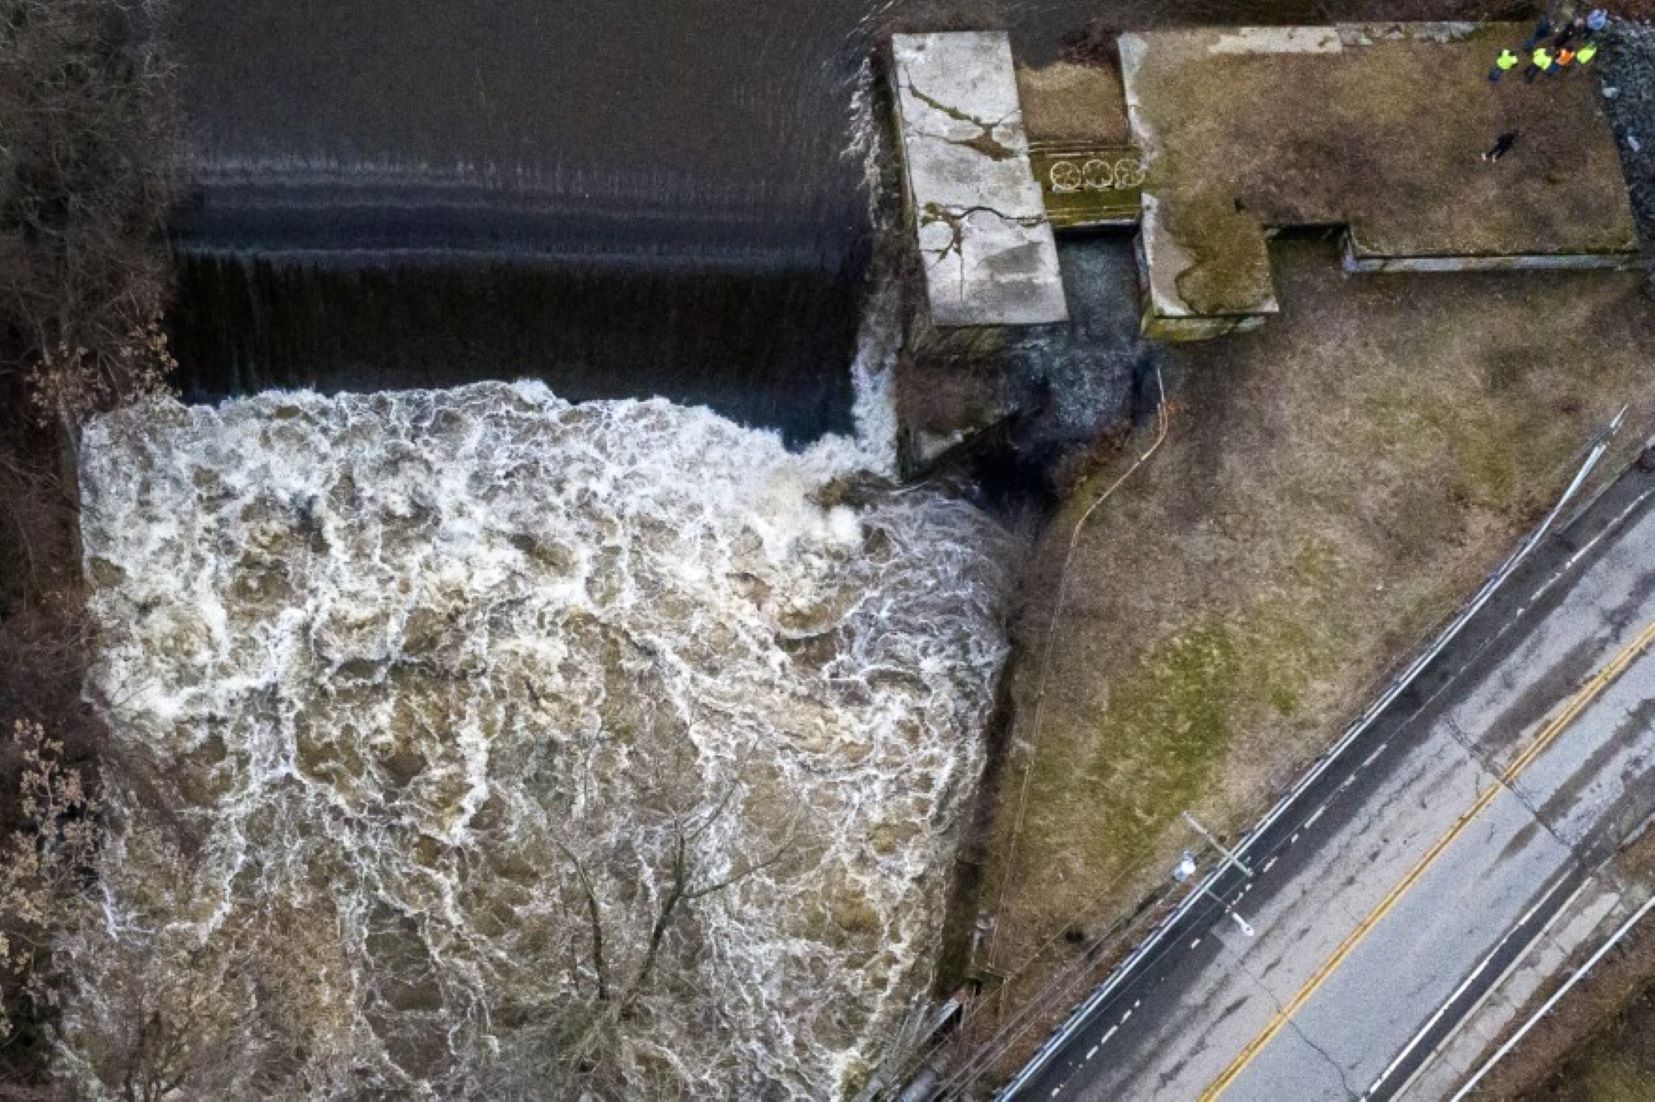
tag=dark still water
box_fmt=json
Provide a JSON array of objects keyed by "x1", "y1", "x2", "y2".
[
  {"x1": 168, "y1": 0, "x2": 1295, "y2": 439},
  {"x1": 169, "y1": 0, "x2": 894, "y2": 442}
]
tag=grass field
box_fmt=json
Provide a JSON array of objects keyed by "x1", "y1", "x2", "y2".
[{"x1": 960, "y1": 237, "x2": 1655, "y2": 1072}]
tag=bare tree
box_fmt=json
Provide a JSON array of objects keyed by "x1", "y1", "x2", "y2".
[
  {"x1": 0, "y1": 0, "x2": 183, "y2": 434},
  {"x1": 546, "y1": 752, "x2": 798, "y2": 1095},
  {"x1": 0, "y1": 2, "x2": 183, "y2": 1081},
  {"x1": 0, "y1": 722, "x2": 98, "y2": 1048}
]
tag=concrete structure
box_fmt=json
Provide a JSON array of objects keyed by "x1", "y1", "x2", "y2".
[
  {"x1": 1010, "y1": 463, "x2": 1655, "y2": 1100},
  {"x1": 1136, "y1": 192, "x2": 1278, "y2": 340},
  {"x1": 890, "y1": 32, "x2": 1068, "y2": 327},
  {"x1": 1119, "y1": 23, "x2": 1641, "y2": 338},
  {"x1": 1018, "y1": 59, "x2": 1144, "y2": 231},
  {"x1": 890, "y1": 24, "x2": 1641, "y2": 342}
]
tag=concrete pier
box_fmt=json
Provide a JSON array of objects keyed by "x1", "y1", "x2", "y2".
[
  {"x1": 1119, "y1": 23, "x2": 1640, "y2": 337},
  {"x1": 890, "y1": 32, "x2": 1068, "y2": 327}
]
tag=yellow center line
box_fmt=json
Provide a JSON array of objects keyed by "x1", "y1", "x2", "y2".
[{"x1": 1199, "y1": 616, "x2": 1655, "y2": 1102}]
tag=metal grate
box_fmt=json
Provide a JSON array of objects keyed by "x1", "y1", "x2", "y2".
[{"x1": 1028, "y1": 141, "x2": 1145, "y2": 228}]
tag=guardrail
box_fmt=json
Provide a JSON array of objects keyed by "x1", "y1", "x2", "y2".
[{"x1": 1451, "y1": 892, "x2": 1655, "y2": 1100}]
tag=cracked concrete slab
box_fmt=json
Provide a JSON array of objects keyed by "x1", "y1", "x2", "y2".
[{"x1": 891, "y1": 31, "x2": 1068, "y2": 327}]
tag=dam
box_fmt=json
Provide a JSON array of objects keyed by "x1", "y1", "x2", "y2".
[
  {"x1": 165, "y1": 0, "x2": 884, "y2": 442},
  {"x1": 35, "y1": 5, "x2": 1652, "y2": 1100}
]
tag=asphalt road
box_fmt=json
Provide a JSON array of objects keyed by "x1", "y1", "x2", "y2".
[{"x1": 1012, "y1": 462, "x2": 1655, "y2": 1101}]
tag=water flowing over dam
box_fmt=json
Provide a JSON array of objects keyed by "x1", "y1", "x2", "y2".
[
  {"x1": 68, "y1": 381, "x2": 1013, "y2": 1096},
  {"x1": 161, "y1": 0, "x2": 1121, "y2": 443},
  {"x1": 164, "y1": 0, "x2": 895, "y2": 442},
  {"x1": 52, "y1": 3, "x2": 1145, "y2": 1092}
]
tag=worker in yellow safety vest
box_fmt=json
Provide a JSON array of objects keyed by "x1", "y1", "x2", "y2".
[
  {"x1": 1525, "y1": 46, "x2": 1555, "y2": 82},
  {"x1": 1489, "y1": 48, "x2": 1520, "y2": 82},
  {"x1": 1577, "y1": 41, "x2": 1599, "y2": 66}
]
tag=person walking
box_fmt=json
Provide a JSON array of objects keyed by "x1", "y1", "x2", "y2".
[
  {"x1": 1577, "y1": 40, "x2": 1599, "y2": 66},
  {"x1": 1489, "y1": 48, "x2": 1520, "y2": 82},
  {"x1": 1557, "y1": 45, "x2": 1578, "y2": 70},
  {"x1": 1483, "y1": 130, "x2": 1521, "y2": 163},
  {"x1": 1525, "y1": 46, "x2": 1555, "y2": 82},
  {"x1": 1586, "y1": 8, "x2": 1609, "y2": 34}
]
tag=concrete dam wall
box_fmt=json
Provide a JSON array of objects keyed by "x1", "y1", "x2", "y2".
[{"x1": 166, "y1": 0, "x2": 885, "y2": 442}]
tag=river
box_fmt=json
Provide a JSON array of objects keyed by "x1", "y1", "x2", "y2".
[
  {"x1": 161, "y1": 0, "x2": 1149, "y2": 443},
  {"x1": 63, "y1": 2, "x2": 1198, "y2": 1094}
]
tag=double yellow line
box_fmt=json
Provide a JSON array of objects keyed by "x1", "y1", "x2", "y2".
[{"x1": 1200, "y1": 615, "x2": 1655, "y2": 1101}]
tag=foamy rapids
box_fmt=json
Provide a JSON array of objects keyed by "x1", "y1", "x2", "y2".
[{"x1": 64, "y1": 380, "x2": 1012, "y2": 1097}]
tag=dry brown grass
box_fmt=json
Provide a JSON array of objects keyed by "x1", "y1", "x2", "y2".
[
  {"x1": 961, "y1": 238, "x2": 1655, "y2": 1076},
  {"x1": 1127, "y1": 22, "x2": 1636, "y2": 268},
  {"x1": 1016, "y1": 61, "x2": 1132, "y2": 146},
  {"x1": 1505, "y1": 942, "x2": 1655, "y2": 1101},
  {"x1": 1534, "y1": 983, "x2": 1655, "y2": 1100}
]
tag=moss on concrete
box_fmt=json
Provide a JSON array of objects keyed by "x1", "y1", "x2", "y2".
[
  {"x1": 1121, "y1": 22, "x2": 1638, "y2": 328},
  {"x1": 1168, "y1": 191, "x2": 1275, "y2": 316}
]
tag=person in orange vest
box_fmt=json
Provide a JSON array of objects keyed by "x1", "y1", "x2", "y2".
[
  {"x1": 1557, "y1": 46, "x2": 1578, "y2": 69},
  {"x1": 1525, "y1": 46, "x2": 1555, "y2": 82},
  {"x1": 1489, "y1": 48, "x2": 1521, "y2": 82}
]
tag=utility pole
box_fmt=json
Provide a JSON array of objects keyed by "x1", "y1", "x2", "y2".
[
  {"x1": 1182, "y1": 810, "x2": 1252, "y2": 878},
  {"x1": 1172, "y1": 850, "x2": 1256, "y2": 938},
  {"x1": 1176, "y1": 810, "x2": 1256, "y2": 938}
]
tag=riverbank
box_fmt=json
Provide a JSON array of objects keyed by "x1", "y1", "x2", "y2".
[{"x1": 0, "y1": 0, "x2": 182, "y2": 1081}]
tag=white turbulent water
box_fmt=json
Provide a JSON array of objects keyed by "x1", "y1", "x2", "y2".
[{"x1": 68, "y1": 381, "x2": 1012, "y2": 1098}]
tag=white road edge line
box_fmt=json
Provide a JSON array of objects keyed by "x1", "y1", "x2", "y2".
[
  {"x1": 1524, "y1": 485, "x2": 1655, "y2": 610},
  {"x1": 1449, "y1": 892, "x2": 1655, "y2": 1102},
  {"x1": 995, "y1": 424, "x2": 1620, "y2": 1101},
  {"x1": 1364, "y1": 872, "x2": 1574, "y2": 1098}
]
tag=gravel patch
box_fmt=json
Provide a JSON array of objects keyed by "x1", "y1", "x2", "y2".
[{"x1": 1600, "y1": 21, "x2": 1655, "y2": 257}]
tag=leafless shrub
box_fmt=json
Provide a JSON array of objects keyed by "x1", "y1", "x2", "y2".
[
  {"x1": 522, "y1": 752, "x2": 800, "y2": 1097},
  {"x1": 45, "y1": 824, "x2": 332, "y2": 1100},
  {"x1": 0, "y1": 0, "x2": 184, "y2": 430},
  {"x1": 0, "y1": 0, "x2": 183, "y2": 1084},
  {"x1": 0, "y1": 722, "x2": 98, "y2": 1049}
]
